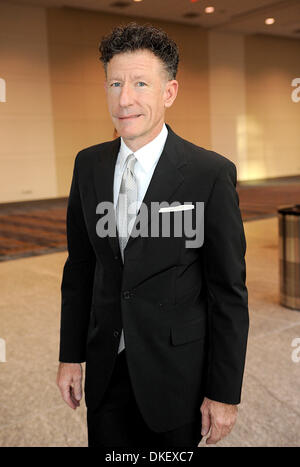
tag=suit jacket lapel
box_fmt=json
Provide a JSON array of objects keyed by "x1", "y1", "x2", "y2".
[{"x1": 93, "y1": 137, "x2": 121, "y2": 259}]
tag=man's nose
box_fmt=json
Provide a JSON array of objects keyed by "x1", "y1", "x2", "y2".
[{"x1": 119, "y1": 83, "x2": 134, "y2": 107}]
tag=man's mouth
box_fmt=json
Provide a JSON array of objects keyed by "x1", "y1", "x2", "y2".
[{"x1": 118, "y1": 114, "x2": 142, "y2": 120}]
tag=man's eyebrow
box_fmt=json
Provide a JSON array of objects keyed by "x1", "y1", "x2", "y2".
[
  {"x1": 107, "y1": 76, "x2": 122, "y2": 82},
  {"x1": 108, "y1": 75, "x2": 149, "y2": 82},
  {"x1": 132, "y1": 75, "x2": 148, "y2": 80}
]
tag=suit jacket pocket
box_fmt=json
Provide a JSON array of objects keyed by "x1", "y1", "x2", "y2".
[{"x1": 171, "y1": 317, "x2": 206, "y2": 346}]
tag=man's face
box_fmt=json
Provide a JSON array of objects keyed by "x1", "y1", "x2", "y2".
[{"x1": 105, "y1": 49, "x2": 178, "y2": 148}]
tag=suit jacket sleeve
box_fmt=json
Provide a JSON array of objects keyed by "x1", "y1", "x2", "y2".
[
  {"x1": 203, "y1": 159, "x2": 249, "y2": 404},
  {"x1": 59, "y1": 153, "x2": 96, "y2": 363}
]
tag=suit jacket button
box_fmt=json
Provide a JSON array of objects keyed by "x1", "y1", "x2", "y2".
[
  {"x1": 113, "y1": 330, "x2": 119, "y2": 337},
  {"x1": 122, "y1": 290, "x2": 131, "y2": 299}
]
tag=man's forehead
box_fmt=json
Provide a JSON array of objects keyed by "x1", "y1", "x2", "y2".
[{"x1": 109, "y1": 49, "x2": 156, "y2": 62}]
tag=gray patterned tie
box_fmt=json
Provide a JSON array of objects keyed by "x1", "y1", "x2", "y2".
[
  {"x1": 116, "y1": 153, "x2": 138, "y2": 263},
  {"x1": 116, "y1": 153, "x2": 137, "y2": 354}
]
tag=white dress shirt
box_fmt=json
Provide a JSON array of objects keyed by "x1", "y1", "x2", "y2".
[{"x1": 114, "y1": 123, "x2": 168, "y2": 353}]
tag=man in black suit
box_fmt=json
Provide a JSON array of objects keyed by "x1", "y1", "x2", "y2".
[{"x1": 56, "y1": 22, "x2": 249, "y2": 447}]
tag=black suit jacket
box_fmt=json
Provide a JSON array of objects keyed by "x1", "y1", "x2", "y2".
[{"x1": 59, "y1": 124, "x2": 249, "y2": 432}]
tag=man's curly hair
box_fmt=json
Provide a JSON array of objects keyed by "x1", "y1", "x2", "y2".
[{"x1": 99, "y1": 22, "x2": 179, "y2": 80}]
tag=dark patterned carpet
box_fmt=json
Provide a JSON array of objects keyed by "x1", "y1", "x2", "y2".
[
  {"x1": 0, "y1": 176, "x2": 299, "y2": 261},
  {"x1": 0, "y1": 198, "x2": 67, "y2": 261},
  {"x1": 237, "y1": 176, "x2": 300, "y2": 221}
]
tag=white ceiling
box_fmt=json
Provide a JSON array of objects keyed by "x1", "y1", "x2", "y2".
[{"x1": 4, "y1": 0, "x2": 300, "y2": 39}]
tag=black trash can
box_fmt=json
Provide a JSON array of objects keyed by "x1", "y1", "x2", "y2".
[{"x1": 278, "y1": 205, "x2": 300, "y2": 311}]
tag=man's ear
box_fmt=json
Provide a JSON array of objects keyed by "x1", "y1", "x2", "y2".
[{"x1": 164, "y1": 80, "x2": 179, "y2": 108}]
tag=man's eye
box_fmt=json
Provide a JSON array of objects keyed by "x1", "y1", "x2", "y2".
[
  {"x1": 111, "y1": 82, "x2": 121, "y2": 87},
  {"x1": 137, "y1": 82, "x2": 146, "y2": 87}
]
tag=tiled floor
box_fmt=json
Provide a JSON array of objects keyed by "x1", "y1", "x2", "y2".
[{"x1": 0, "y1": 217, "x2": 300, "y2": 447}]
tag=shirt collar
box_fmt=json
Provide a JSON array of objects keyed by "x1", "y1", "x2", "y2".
[{"x1": 118, "y1": 123, "x2": 168, "y2": 174}]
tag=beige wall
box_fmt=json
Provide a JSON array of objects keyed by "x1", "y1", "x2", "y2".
[
  {"x1": 1, "y1": 3, "x2": 300, "y2": 202},
  {"x1": 209, "y1": 31, "x2": 300, "y2": 182},
  {"x1": 46, "y1": 7, "x2": 210, "y2": 196},
  {"x1": 0, "y1": 2, "x2": 57, "y2": 203},
  {"x1": 245, "y1": 34, "x2": 300, "y2": 180}
]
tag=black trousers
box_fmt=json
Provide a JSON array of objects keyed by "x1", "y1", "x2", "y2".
[{"x1": 87, "y1": 349, "x2": 202, "y2": 447}]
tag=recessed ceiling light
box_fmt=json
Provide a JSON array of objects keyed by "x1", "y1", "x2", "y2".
[
  {"x1": 133, "y1": 0, "x2": 143, "y2": 2},
  {"x1": 265, "y1": 17, "x2": 275, "y2": 25},
  {"x1": 205, "y1": 6, "x2": 215, "y2": 14}
]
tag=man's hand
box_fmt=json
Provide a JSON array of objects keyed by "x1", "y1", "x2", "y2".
[
  {"x1": 200, "y1": 397, "x2": 238, "y2": 444},
  {"x1": 56, "y1": 362, "x2": 82, "y2": 410}
]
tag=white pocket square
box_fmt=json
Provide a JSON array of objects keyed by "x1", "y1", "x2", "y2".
[{"x1": 158, "y1": 204, "x2": 194, "y2": 213}]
